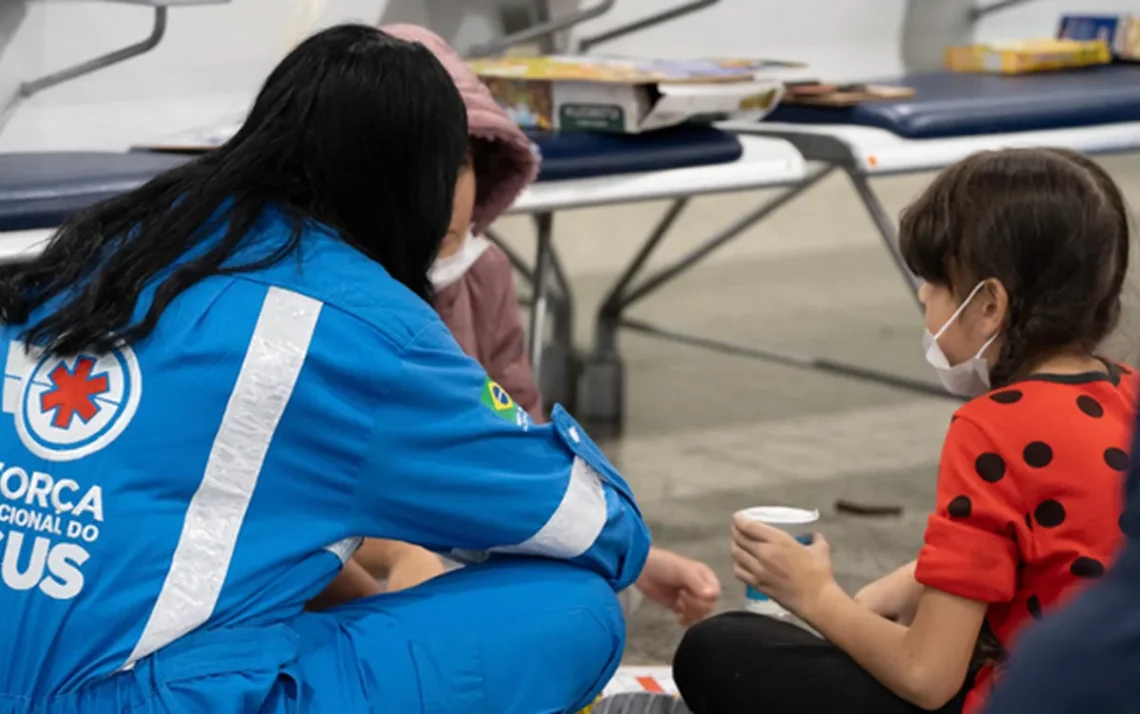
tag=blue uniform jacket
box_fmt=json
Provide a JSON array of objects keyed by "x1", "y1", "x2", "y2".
[{"x1": 0, "y1": 208, "x2": 650, "y2": 698}]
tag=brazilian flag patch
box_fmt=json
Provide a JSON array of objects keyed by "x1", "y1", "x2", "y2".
[{"x1": 481, "y1": 378, "x2": 518, "y2": 424}]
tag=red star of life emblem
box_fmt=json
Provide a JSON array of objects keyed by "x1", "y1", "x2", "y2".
[{"x1": 40, "y1": 357, "x2": 110, "y2": 429}]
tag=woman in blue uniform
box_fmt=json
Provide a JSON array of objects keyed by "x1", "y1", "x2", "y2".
[{"x1": 0, "y1": 25, "x2": 650, "y2": 714}]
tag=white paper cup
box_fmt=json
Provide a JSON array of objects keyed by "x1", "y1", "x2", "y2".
[{"x1": 737, "y1": 506, "x2": 820, "y2": 619}]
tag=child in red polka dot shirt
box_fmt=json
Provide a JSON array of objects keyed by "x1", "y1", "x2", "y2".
[{"x1": 673, "y1": 148, "x2": 1135, "y2": 714}]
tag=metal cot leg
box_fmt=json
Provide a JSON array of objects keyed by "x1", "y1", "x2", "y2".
[
  {"x1": 527, "y1": 213, "x2": 555, "y2": 381},
  {"x1": 577, "y1": 169, "x2": 833, "y2": 428},
  {"x1": 844, "y1": 167, "x2": 922, "y2": 302},
  {"x1": 574, "y1": 198, "x2": 692, "y2": 429},
  {"x1": 577, "y1": 164, "x2": 960, "y2": 429},
  {"x1": 487, "y1": 224, "x2": 578, "y2": 410},
  {"x1": 540, "y1": 243, "x2": 579, "y2": 409},
  {"x1": 484, "y1": 229, "x2": 536, "y2": 285}
]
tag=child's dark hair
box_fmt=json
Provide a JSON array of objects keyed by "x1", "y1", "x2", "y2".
[
  {"x1": 467, "y1": 137, "x2": 500, "y2": 214},
  {"x1": 900, "y1": 148, "x2": 1130, "y2": 386}
]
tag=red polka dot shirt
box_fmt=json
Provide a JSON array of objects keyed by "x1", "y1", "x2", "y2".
[{"x1": 916, "y1": 363, "x2": 1137, "y2": 714}]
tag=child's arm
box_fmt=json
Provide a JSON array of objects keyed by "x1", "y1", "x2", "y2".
[
  {"x1": 803, "y1": 579, "x2": 986, "y2": 709},
  {"x1": 854, "y1": 559, "x2": 922, "y2": 625},
  {"x1": 733, "y1": 522, "x2": 986, "y2": 710},
  {"x1": 309, "y1": 540, "x2": 445, "y2": 610},
  {"x1": 355, "y1": 538, "x2": 447, "y2": 592},
  {"x1": 307, "y1": 558, "x2": 384, "y2": 611},
  {"x1": 734, "y1": 415, "x2": 1020, "y2": 709}
]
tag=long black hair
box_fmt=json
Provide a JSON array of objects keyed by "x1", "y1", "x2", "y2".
[
  {"x1": 899, "y1": 147, "x2": 1130, "y2": 386},
  {"x1": 0, "y1": 24, "x2": 468, "y2": 356}
]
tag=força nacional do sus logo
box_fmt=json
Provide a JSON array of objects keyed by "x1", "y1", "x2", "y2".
[{"x1": 2, "y1": 340, "x2": 142, "y2": 461}]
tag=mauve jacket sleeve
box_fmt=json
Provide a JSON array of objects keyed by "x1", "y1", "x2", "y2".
[{"x1": 472, "y1": 244, "x2": 544, "y2": 421}]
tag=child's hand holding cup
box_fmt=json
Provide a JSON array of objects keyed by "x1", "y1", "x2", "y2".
[{"x1": 736, "y1": 506, "x2": 820, "y2": 628}]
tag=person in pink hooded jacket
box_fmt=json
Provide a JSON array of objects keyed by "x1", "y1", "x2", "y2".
[
  {"x1": 349, "y1": 24, "x2": 722, "y2": 630},
  {"x1": 397, "y1": 24, "x2": 544, "y2": 422}
]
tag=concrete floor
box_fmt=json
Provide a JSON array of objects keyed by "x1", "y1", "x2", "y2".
[{"x1": 493, "y1": 154, "x2": 1140, "y2": 665}]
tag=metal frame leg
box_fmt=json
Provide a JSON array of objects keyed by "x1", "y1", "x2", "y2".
[
  {"x1": 468, "y1": 0, "x2": 616, "y2": 57},
  {"x1": 577, "y1": 169, "x2": 833, "y2": 427},
  {"x1": 594, "y1": 198, "x2": 690, "y2": 356},
  {"x1": 575, "y1": 197, "x2": 692, "y2": 429},
  {"x1": 617, "y1": 168, "x2": 833, "y2": 311},
  {"x1": 527, "y1": 213, "x2": 554, "y2": 378},
  {"x1": 620, "y1": 318, "x2": 958, "y2": 400},
  {"x1": 548, "y1": 246, "x2": 574, "y2": 357},
  {"x1": 501, "y1": 162, "x2": 960, "y2": 428},
  {"x1": 576, "y1": 0, "x2": 721, "y2": 52},
  {"x1": 486, "y1": 224, "x2": 577, "y2": 409},
  {"x1": 0, "y1": 7, "x2": 169, "y2": 133},
  {"x1": 970, "y1": 0, "x2": 1039, "y2": 21},
  {"x1": 577, "y1": 164, "x2": 960, "y2": 428},
  {"x1": 844, "y1": 168, "x2": 922, "y2": 300},
  {"x1": 539, "y1": 239, "x2": 578, "y2": 409},
  {"x1": 484, "y1": 228, "x2": 535, "y2": 284}
]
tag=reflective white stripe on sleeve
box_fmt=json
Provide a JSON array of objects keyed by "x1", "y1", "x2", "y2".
[
  {"x1": 495, "y1": 456, "x2": 608, "y2": 559},
  {"x1": 325, "y1": 536, "x2": 364, "y2": 564},
  {"x1": 124, "y1": 286, "x2": 322, "y2": 667}
]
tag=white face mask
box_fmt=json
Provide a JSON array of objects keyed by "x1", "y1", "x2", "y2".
[
  {"x1": 923, "y1": 281, "x2": 1000, "y2": 398},
  {"x1": 430, "y1": 231, "x2": 491, "y2": 291}
]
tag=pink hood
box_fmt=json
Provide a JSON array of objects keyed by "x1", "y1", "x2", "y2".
[{"x1": 382, "y1": 24, "x2": 539, "y2": 234}]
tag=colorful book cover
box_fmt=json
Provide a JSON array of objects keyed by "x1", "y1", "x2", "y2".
[
  {"x1": 468, "y1": 55, "x2": 799, "y2": 85},
  {"x1": 1058, "y1": 15, "x2": 1122, "y2": 46}
]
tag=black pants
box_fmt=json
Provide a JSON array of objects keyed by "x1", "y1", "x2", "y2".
[{"x1": 672, "y1": 612, "x2": 968, "y2": 714}]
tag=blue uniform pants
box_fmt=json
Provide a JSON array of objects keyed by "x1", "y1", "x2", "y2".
[{"x1": 4, "y1": 559, "x2": 624, "y2": 714}]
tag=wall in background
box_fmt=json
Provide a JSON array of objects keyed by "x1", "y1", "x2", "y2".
[
  {"x1": 0, "y1": 1, "x2": 29, "y2": 111},
  {"x1": 1, "y1": 0, "x2": 1135, "y2": 151},
  {"x1": 561, "y1": 0, "x2": 1140, "y2": 73},
  {"x1": 0, "y1": 0, "x2": 387, "y2": 150},
  {"x1": 975, "y1": 0, "x2": 1139, "y2": 39}
]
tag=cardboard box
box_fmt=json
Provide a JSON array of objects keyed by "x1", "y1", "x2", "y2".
[
  {"x1": 1059, "y1": 14, "x2": 1140, "y2": 61},
  {"x1": 944, "y1": 38, "x2": 1111, "y2": 74},
  {"x1": 467, "y1": 56, "x2": 793, "y2": 133}
]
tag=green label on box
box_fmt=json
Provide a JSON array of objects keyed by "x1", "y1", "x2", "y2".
[{"x1": 559, "y1": 103, "x2": 625, "y2": 132}]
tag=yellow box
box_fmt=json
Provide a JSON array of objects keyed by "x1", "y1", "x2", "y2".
[{"x1": 944, "y1": 39, "x2": 1111, "y2": 74}]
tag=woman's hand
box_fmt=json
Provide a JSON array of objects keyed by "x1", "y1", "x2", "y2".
[
  {"x1": 636, "y1": 547, "x2": 721, "y2": 626},
  {"x1": 731, "y1": 512, "x2": 835, "y2": 616},
  {"x1": 854, "y1": 560, "x2": 922, "y2": 625}
]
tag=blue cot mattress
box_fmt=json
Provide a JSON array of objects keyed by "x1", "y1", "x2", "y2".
[
  {"x1": 529, "y1": 124, "x2": 743, "y2": 182},
  {"x1": 0, "y1": 125, "x2": 743, "y2": 232},
  {"x1": 764, "y1": 64, "x2": 1140, "y2": 140},
  {"x1": 0, "y1": 151, "x2": 190, "y2": 232}
]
